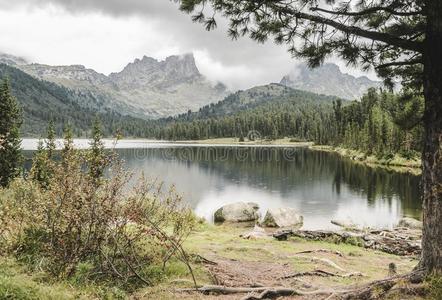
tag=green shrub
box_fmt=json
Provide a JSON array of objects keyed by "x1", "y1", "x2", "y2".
[{"x1": 0, "y1": 135, "x2": 196, "y2": 289}]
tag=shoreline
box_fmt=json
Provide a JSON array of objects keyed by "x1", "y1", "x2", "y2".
[
  {"x1": 310, "y1": 145, "x2": 422, "y2": 175},
  {"x1": 21, "y1": 137, "x2": 422, "y2": 174}
]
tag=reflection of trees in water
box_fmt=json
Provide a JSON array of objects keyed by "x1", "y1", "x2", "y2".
[
  {"x1": 115, "y1": 147, "x2": 422, "y2": 218},
  {"x1": 331, "y1": 156, "x2": 422, "y2": 218}
]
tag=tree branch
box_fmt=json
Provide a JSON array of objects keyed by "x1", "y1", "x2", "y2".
[
  {"x1": 277, "y1": 8, "x2": 424, "y2": 53},
  {"x1": 376, "y1": 59, "x2": 423, "y2": 69},
  {"x1": 310, "y1": 6, "x2": 423, "y2": 17}
]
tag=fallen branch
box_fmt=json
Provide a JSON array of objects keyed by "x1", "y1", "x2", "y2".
[
  {"x1": 295, "y1": 248, "x2": 344, "y2": 257},
  {"x1": 280, "y1": 269, "x2": 364, "y2": 279},
  {"x1": 176, "y1": 272, "x2": 425, "y2": 300},
  {"x1": 292, "y1": 255, "x2": 346, "y2": 272},
  {"x1": 192, "y1": 254, "x2": 218, "y2": 265},
  {"x1": 178, "y1": 285, "x2": 333, "y2": 297},
  {"x1": 241, "y1": 287, "x2": 332, "y2": 300}
]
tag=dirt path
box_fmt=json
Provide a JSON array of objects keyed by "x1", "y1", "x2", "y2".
[{"x1": 140, "y1": 224, "x2": 423, "y2": 299}]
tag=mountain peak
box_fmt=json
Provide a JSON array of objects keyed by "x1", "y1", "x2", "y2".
[
  {"x1": 110, "y1": 53, "x2": 202, "y2": 90},
  {"x1": 0, "y1": 53, "x2": 28, "y2": 66},
  {"x1": 280, "y1": 63, "x2": 381, "y2": 100}
]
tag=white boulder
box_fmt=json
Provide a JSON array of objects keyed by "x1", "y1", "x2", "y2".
[
  {"x1": 214, "y1": 202, "x2": 260, "y2": 223},
  {"x1": 262, "y1": 207, "x2": 303, "y2": 228}
]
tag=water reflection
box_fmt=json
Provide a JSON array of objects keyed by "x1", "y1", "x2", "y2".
[{"x1": 114, "y1": 146, "x2": 421, "y2": 230}]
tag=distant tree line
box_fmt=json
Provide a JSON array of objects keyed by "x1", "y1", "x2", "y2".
[
  {"x1": 142, "y1": 87, "x2": 337, "y2": 144},
  {"x1": 142, "y1": 88, "x2": 423, "y2": 159}
]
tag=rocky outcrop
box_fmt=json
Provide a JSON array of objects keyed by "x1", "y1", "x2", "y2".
[
  {"x1": 397, "y1": 217, "x2": 423, "y2": 230},
  {"x1": 214, "y1": 202, "x2": 260, "y2": 223},
  {"x1": 280, "y1": 63, "x2": 381, "y2": 100},
  {"x1": 3, "y1": 52, "x2": 228, "y2": 119},
  {"x1": 109, "y1": 54, "x2": 202, "y2": 89},
  {"x1": 262, "y1": 207, "x2": 303, "y2": 228}
]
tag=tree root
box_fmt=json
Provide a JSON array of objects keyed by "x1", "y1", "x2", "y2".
[
  {"x1": 332, "y1": 271, "x2": 425, "y2": 300},
  {"x1": 176, "y1": 271, "x2": 425, "y2": 300},
  {"x1": 241, "y1": 288, "x2": 332, "y2": 300},
  {"x1": 177, "y1": 285, "x2": 332, "y2": 298}
]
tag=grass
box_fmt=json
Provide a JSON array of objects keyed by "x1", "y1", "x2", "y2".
[
  {"x1": 0, "y1": 223, "x2": 423, "y2": 299},
  {"x1": 0, "y1": 258, "x2": 91, "y2": 300},
  {"x1": 182, "y1": 223, "x2": 418, "y2": 282},
  {"x1": 311, "y1": 145, "x2": 422, "y2": 174}
]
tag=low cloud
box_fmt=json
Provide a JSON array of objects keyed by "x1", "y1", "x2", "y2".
[{"x1": 0, "y1": 0, "x2": 376, "y2": 90}]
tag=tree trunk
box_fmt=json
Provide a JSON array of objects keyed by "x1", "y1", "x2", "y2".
[{"x1": 420, "y1": 0, "x2": 442, "y2": 274}]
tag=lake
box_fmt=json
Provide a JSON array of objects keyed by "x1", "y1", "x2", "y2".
[{"x1": 22, "y1": 139, "x2": 422, "y2": 230}]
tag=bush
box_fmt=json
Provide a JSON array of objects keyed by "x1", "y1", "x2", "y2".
[{"x1": 0, "y1": 136, "x2": 196, "y2": 289}]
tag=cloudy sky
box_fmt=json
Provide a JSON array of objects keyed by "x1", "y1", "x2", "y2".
[{"x1": 0, "y1": 0, "x2": 376, "y2": 90}]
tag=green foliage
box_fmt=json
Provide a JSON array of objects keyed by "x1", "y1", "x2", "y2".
[
  {"x1": 331, "y1": 88, "x2": 422, "y2": 158},
  {"x1": 0, "y1": 78, "x2": 22, "y2": 187}
]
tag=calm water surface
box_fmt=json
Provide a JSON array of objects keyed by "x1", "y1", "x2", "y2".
[{"x1": 22, "y1": 139, "x2": 422, "y2": 230}]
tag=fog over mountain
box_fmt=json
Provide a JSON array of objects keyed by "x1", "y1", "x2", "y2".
[
  {"x1": 280, "y1": 63, "x2": 382, "y2": 100},
  {"x1": 1, "y1": 52, "x2": 228, "y2": 118},
  {"x1": 0, "y1": 51, "x2": 382, "y2": 124}
]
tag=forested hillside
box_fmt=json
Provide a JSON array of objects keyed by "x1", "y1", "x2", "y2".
[
  {"x1": 144, "y1": 85, "x2": 423, "y2": 158},
  {"x1": 0, "y1": 64, "x2": 150, "y2": 137},
  {"x1": 143, "y1": 84, "x2": 339, "y2": 142}
]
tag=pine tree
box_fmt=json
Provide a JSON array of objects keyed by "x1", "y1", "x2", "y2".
[
  {"x1": 0, "y1": 78, "x2": 22, "y2": 187},
  {"x1": 61, "y1": 124, "x2": 75, "y2": 166},
  {"x1": 30, "y1": 139, "x2": 51, "y2": 188},
  {"x1": 46, "y1": 120, "x2": 56, "y2": 160},
  {"x1": 88, "y1": 117, "x2": 106, "y2": 182}
]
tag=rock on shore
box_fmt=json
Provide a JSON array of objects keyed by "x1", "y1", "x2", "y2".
[
  {"x1": 262, "y1": 207, "x2": 303, "y2": 228},
  {"x1": 397, "y1": 217, "x2": 423, "y2": 229},
  {"x1": 214, "y1": 202, "x2": 260, "y2": 223}
]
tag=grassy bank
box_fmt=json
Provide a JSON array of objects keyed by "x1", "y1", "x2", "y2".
[
  {"x1": 311, "y1": 145, "x2": 422, "y2": 174},
  {"x1": 1, "y1": 223, "x2": 425, "y2": 299}
]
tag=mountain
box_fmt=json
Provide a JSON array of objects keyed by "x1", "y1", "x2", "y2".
[
  {"x1": 0, "y1": 63, "x2": 150, "y2": 137},
  {"x1": 280, "y1": 63, "x2": 382, "y2": 100},
  {"x1": 1, "y1": 53, "x2": 228, "y2": 119}
]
